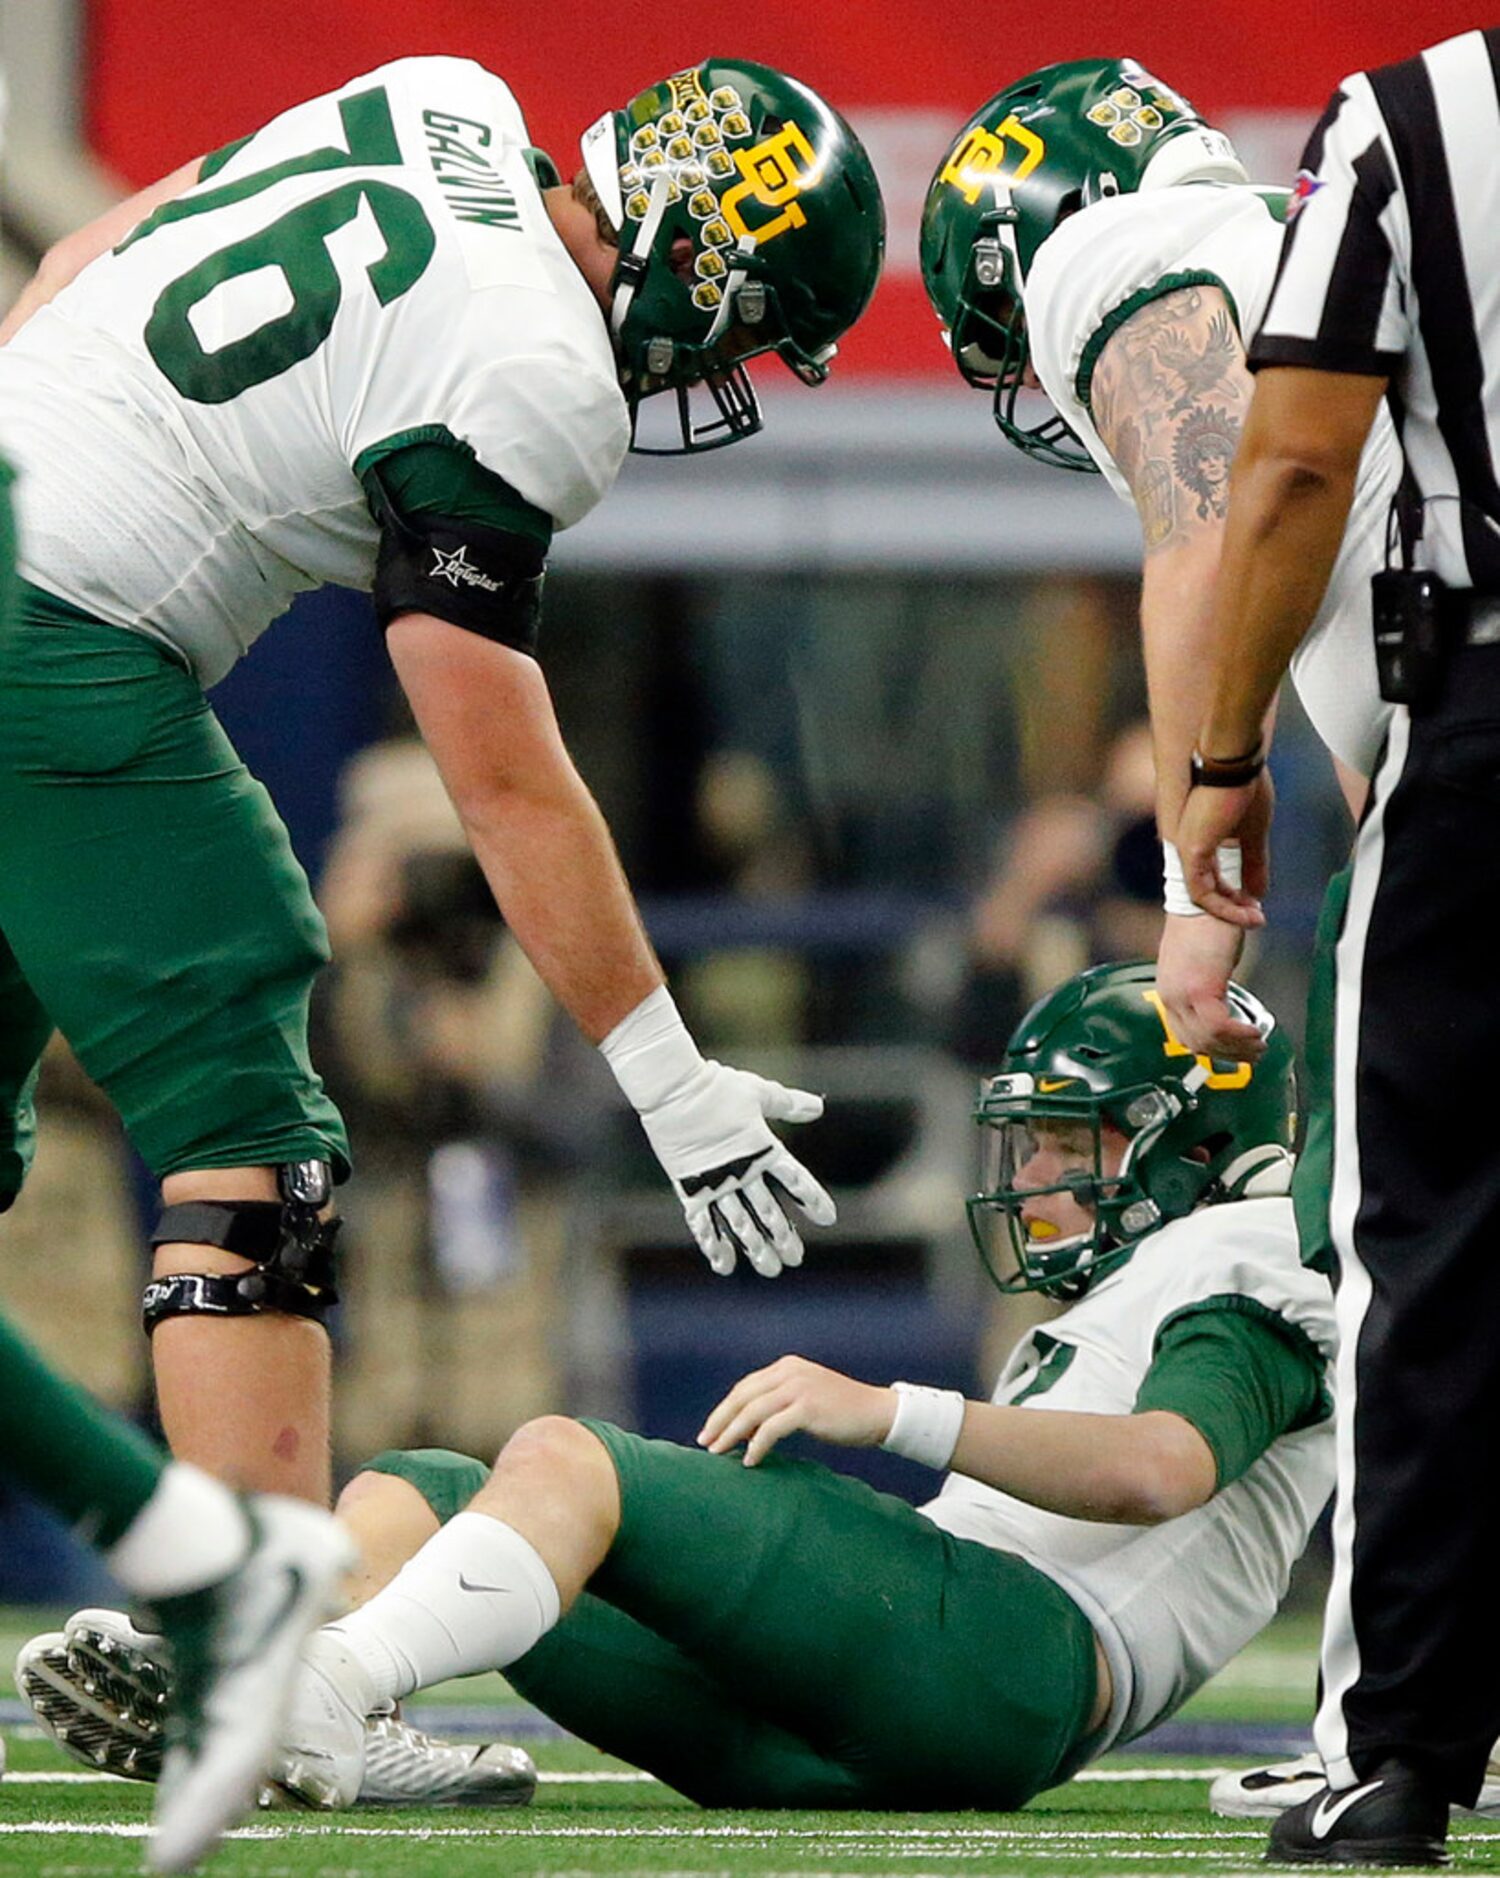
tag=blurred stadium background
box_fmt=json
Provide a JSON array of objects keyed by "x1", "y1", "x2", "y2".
[{"x1": 0, "y1": 0, "x2": 1475, "y2": 1604}]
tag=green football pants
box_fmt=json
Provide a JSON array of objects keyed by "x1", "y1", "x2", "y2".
[
  {"x1": 0, "y1": 585, "x2": 348, "y2": 1206},
  {"x1": 366, "y1": 1425, "x2": 1099, "y2": 1811}
]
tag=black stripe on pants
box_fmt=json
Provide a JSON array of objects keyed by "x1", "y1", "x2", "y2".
[{"x1": 1320, "y1": 647, "x2": 1500, "y2": 1803}]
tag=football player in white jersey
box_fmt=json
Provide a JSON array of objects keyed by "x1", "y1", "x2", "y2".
[
  {"x1": 918, "y1": 63, "x2": 1414, "y2": 1822},
  {"x1": 919, "y1": 59, "x2": 1398, "y2": 1058},
  {"x1": 18, "y1": 962, "x2": 1335, "y2": 1811},
  {"x1": 0, "y1": 58, "x2": 884, "y2": 1521}
]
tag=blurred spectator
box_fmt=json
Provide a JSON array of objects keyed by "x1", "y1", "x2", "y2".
[
  {"x1": 318, "y1": 740, "x2": 619, "y2": 1461},
  {"x1": 677, "y1": 748, "x2": 815, "y2": 1053},
  {"x1": 0, "y1": 1039, "x2": 145, "y2": 1415},
  {"x1": 948, "y1": 720, "x2": 1164, "y2": 1068}
]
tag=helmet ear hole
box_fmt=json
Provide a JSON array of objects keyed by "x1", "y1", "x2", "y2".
[{"x1": 1055, "y1": 187, "x2": 1084, "y2": 227}]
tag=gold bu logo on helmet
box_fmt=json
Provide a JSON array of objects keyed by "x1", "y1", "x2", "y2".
[
  {"x1": 941, "y1": 113, "x2": 1046, "y2": 205},
  {"x1": 720, "y1": 120, "x2": 820, "y2": 245}
]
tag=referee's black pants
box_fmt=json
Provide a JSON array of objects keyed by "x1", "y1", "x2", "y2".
[{"x1": 1316, "y1": 646, "x2": 1500, "y2": 1804}]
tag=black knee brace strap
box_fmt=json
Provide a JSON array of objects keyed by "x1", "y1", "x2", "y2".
[{"x1": 143, "y1": 1161, "x2": 341, "y2": 1333}]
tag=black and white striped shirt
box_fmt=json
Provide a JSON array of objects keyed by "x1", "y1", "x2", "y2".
[{"x1": 1249, "y1": 28, "x2": 1500, "y2": 594}]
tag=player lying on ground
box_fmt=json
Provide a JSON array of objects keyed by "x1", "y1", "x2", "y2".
[{"x1": 23, "y1": 963, "x2": 1335, "y2": 1811}]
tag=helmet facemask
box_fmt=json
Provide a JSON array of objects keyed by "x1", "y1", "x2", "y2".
[
  {"x1": 946, "y1": 206, "x2": 1096, "y2": 473},
  {"x1": 967, "y1": 1078, "x2": 1183, "y2": 1300}
]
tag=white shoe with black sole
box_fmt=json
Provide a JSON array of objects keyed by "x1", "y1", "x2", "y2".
[
  {"x1": 1211, "y1": 1749, "x2": 1500, "y2": 1820},
  {"x1": 17, "y1": 1604, "x2": 535, "y2": 1811}
]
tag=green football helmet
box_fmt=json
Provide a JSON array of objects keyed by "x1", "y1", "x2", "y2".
[
  {"x1": 581, "y1": 59, "x2": 885, "y2": 454},
  {"x1": 920, "y1": 58, "x2": 1246, "y2": 470},
  {"x1": 967, "y1": 960, "x2": 1296, "y2": 1300}
]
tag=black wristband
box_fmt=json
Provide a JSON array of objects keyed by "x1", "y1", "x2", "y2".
[{"x1": 1190, "y1": 746, "x2": 1266, "y2": 789}]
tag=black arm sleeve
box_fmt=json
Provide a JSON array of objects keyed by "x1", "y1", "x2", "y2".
[
  {"x1": 363, "y1": 445, "x2": 551, "y2": 655},
  {"x1": 371, "y1": 511, "x2": 546, "y2": 655}
]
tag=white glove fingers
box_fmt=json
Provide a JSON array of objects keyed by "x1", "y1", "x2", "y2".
[
  {"x1": 750, "y1": 1075, "x2": 825, "y2": 1125},
  {"x1": 715, "y1": 1192, "x2": 783, "y2": 1279},
  {"x1": 688, "y1": 1206, "x2": 735, "y2": 1276},
  {"x1": 747, "y1": 1173, "x2": 804, "y2": 1269},
  {"x1": 765, "y1": 1149, "x2": 837, "y2": 1228}
]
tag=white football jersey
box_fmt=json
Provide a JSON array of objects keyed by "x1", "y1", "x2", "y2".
[
  {"x1": 1025, "y1": 185, "x2": 1399, "y2": 779},
  {"x1": 922, "y1": 1195, "x2": 1334, "y2": 1752},
  {"x1": 0, "y1": 57, "x2": 627, "y2": 685}
]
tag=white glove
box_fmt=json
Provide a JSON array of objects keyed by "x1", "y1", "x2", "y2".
[{"x1": 601, "y1": 988, "x2": 837, "y2": 1276}]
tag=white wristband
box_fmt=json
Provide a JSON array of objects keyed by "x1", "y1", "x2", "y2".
[
  {"x1": 880, "y1": 1382, "x2": 966, "y2": 1470},
  {"x1": 1161, "y1": 840, "x2": 1243, "y2": 918},
  {"x1": 598, "y1": 986, "x2": 703, "y2": 1113}
]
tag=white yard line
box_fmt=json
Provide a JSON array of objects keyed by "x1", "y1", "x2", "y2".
[
  {"x1": 0, "y1": 1765, "x2": 1239, "y2": 1788},
  {"x1": 0, "y1": 1822, "x2": 1264, "y2": 1841}
]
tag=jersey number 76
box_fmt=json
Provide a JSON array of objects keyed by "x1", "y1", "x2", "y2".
[{"x1": 123, "y1": 87, "x2": 435, "y2": 405}]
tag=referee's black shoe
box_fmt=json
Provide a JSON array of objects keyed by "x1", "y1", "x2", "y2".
[{"x1": 1265, "y1": 1761, "x2": 1449, "y2": 1866}]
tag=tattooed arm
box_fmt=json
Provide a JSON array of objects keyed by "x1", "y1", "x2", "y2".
[
  {"x1": 1092, "y1": 283, "x2": 1269, "y2": 1057},
  {"x1": 1091, "y1": 284, "x2": 1269, "y2": 840}
]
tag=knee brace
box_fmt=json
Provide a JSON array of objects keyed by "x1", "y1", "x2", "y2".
[{"x1": 142, "y1": 1160, "x2": 341, "y2": 1333}]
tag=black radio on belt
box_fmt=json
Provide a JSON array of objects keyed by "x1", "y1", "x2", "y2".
[{"x1": 1371, "y1": 567, "x2": 1454, "y2": 710}]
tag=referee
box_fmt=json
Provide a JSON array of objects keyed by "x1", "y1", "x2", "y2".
[{"x1": 1172, "y1": 27, "x2": 1500, "y2": 1868}]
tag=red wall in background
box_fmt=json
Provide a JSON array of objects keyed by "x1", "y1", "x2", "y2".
[{"x1": 84, "y1": 1, "x2": 1484, "y2": 378}]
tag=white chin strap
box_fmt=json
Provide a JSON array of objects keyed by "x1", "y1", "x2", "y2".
[
  {"x1": 579, "y1": 110, "x2": 768, "y2": 365},
  {"x1": 580, "y1": 112, "x2": 624, "y2": 228},
  {"x1": 1221, "y1": 1145, "x2": 1296, "y2": 1199},
  {"x1": 608, "y1": 169, "x2": 673, "y2": 345}
]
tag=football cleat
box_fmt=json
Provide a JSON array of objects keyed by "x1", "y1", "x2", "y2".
[
  {"x1": 1266, "y1": 1759, "x2": 1449, "y2": 1866},
  {"x1": 358, "y1": 1711, "x2": 536, "y2": 1807},
  {"x1": 1211, "y1": 1750, "x2": 1500, "y2": 1820},
  {"x1": 1209, "y1": 1751, "x2": 1326, "y2": 1819},
  {"x1": 17, "y1": 1604, "x2": 536, "y2": 1812},
  {"x1": 18, "y1": 1611, "x2": 173, "y2": 1782},
  {"x1": 147, "y1": 1494, "x2": 354, "y2": 1874},
  {"x1": 265, "y1": 1629, "x2": 370, "y2": 1811}
]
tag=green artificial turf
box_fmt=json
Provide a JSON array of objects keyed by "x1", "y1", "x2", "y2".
[{"x1": 3, "y1": 1607, "x2": 1494, "y2": 1877}]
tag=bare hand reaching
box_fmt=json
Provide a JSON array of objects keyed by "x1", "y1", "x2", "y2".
[
  {"x1": 1156, "y1": 911, "x2": 1265, "y2": 1062},
  {"x1": 698, "y1": 1355, "x2": 896, "y2": 1467}
]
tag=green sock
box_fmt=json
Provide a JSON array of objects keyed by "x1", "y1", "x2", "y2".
[{"x1": 0, "y1": 1309, "x2": 163, "y2": 1547}]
